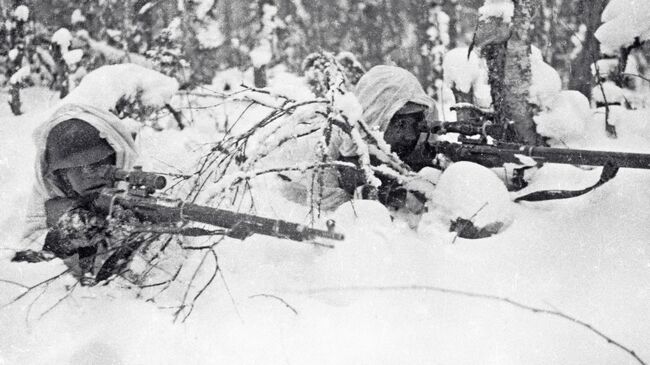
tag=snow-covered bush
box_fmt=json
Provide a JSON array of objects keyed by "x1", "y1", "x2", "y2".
[
  {"x1": 302, "y1": 52, "x2": 350, "y2": 98},
  {"x1": 591, "y1": 81, "x2": 627, "y2": 107},
  {"x1": 427, "y1": 161, "x2": 513, "y2": 239},
  {"x1": 335, "y1": 51, "x2": 366, "y2": 86},
  {"x1": 595, "y1": 0, "x2": 650, "y2": 55},
  {"x1": 145, "y1": 18, "x2": 190, "y2": 81},
  {"x1": 534, "y1": 90, "x2": 592, "y2": 147},
  {"x1": 442, "y1": 47, "x2": 491, "y2": 108},
  {"x1": 529, "y1": 46, "x2": 561, "y2": 109},
  {"x1": 64, "y1": 63, "x2": 179, "y2": 129}
]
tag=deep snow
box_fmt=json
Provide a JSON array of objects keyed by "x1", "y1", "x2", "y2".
[{"x1": 0, "y1": 72, "x2": 649, "y2": 365}]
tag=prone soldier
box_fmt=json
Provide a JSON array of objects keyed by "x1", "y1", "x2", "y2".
[{"x1": 19, "y1": 103, "x2": 139, "y2": 284}]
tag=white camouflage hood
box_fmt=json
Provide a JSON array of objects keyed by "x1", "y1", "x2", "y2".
[
  {"x1": 354, "y1": 65, "x2": 434, "y2": 132},
  {"x1": 32, "y1": 103, "x2": 138, "y2": 198},
  {"x1": 23, "y1": 103, "x2": 138, "y2": 245}
]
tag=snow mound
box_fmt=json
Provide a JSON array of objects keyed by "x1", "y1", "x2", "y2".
[
  {"x1": 71, "y1": 9, "x2": 86, "y2": 24},
  {"x1": 601, "y1": 107, "x2": 650, "y2": 140},
  {"x1": 210, "y1": 67, "x2": 249, "y2": 92},
  {"x1": 591, "y1": 81, "x2": 626, "y2": 105},
  {"x1": 52, "y1": 28, "x2": 73, "y2": 52},
  {"x1": 250, "y1": 41, "x2": 273, "y2": 68},
  {"x1": 8, "y1": 48, "x2": 18, "y2": 61},
  {"x1": 196, "y1": 21, "x2": 224, "y2": 49},
  {"x1": 529, "y1": 46, "x2": 561, "y2": 109},
  {"x1": 9, "y1": 65, "x2": 30, "y2": 84},
  {"x1": 64, "y1": 64, "x2": 179, "y2": 111},
  {"x1": 63, "y1": 49, "x2": 84, "y2": 66},
  {"x1": 13, "y1": 5, "x2": 29, "y2": 21},
  {"x1": 479, "y1": 0, "x2": 515, "y2": 23},
  {"x1": 596, "y1": 0, "x2": 650, "y2": 54},
  {"x1": 442, "y1": 47, "x2": 488, "y2": 94},
  {"x1": 429, "y1": 161, "x2": 513, "y2": 233},
  {"x1": 534, "y1": 90, "x2": 591, "y2": 146},
  {"x1": 194, "y1": 0, "x2": 215, "y2": 19},
  {"x1": 331, "y1": 200, "x2": 392, "y2": 231}
]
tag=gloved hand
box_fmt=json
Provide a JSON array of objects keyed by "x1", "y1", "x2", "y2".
[
  {"x1": 226, "y1": 223, "x2": 254, "y2": 240},
  {"x1": 318, "y1": 186, "x2": 352, "y2": 211},
  {"x1": 43, "y1": 207, "x2": 107, "y2": 258}
]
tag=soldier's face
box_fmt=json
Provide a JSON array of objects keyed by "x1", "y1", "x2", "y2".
[
  {"x1": 384, "y1": 112, "x2": 425, "y2": 159},
  {"x1": 61, "y1": 156, "x2": 115, "y2": 197}
]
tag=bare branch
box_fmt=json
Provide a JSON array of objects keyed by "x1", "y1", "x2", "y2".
[
  {"x1": 451, "y1": 202, "x2": 489, "y2": 244},
  {"x1": 181, "y1": 249, "x2": 220, "y2": 322},
  {"x1": 1, "y1": 269, "x2": 71, "y2": 309},
  {"x1": 0, "y1": 278, "x2": 30, "y2": 289},
  {"x1": 298, "y1": 285, "x2": 647, "y2": 365},
  {"x1": 249, "y1": 294, "x2": 299, "y2": 315},
  {"x1": 621, "y1": 72, "x2": 650, "y2": 84},
  {"x1": 38, "y1": 281, "x2": 79, "y2": 319}
]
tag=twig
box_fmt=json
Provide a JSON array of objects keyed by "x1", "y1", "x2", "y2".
[
  {"x1": 1, "y1": 269, "x2": 71, "y2": 309},
  {"x1": 181, "y1": 249, "x2": 220, "y2": 322},
  {"x1": 0, "y1": 278, "x2": 29, "y2": 289},
  {"x1": 145, "y1": 264, "x2": 184, "y2": 302},
  {"x1": 249, "y1": 294, "x2": 299, "y2": 315},
  {"x1": 451, "y1": 202, "x2": 489, "y2": 244},
  {"x1": 621, "y1": 72, "x2": 650, "y2": 84},
  {"x1": 218, "y1": 264, "x2": 243, "y2": 324},
  {"x1": 298, "y1": 285, "x2": 647, "y2": 365},
  {"x1": 165, "y1": 103, "x2": 185, "y2": 130},
  {"x1": 38, "y1": 281, "x2": 79, "y2": 319}
]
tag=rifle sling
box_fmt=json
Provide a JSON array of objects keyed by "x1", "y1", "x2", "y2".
[{"x1": 514, "y1": 162, "x2": 620, "y2": 202}]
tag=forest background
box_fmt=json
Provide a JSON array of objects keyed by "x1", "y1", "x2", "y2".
[{"x1": 2, "y1": 0, "x2": 646, "y2": 106}]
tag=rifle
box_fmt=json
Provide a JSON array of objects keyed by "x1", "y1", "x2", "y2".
[
  {"x1": 13, "y1": 166, "x2": 344, "y2": 283},
  {"x1": 415, "y1": 120, "x2": 650, "y2": 201},
  {"x1": 92, "y1": 166, "x2": 345, "y2": 242},
  {"x1": 86, "y1": 166, "x2": 345, "y2": 282}
]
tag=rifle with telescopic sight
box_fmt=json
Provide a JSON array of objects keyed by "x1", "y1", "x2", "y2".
[
  {"x1": 92, "y1": 166, "x2": 345, "y2": 241},
  {"x1": 414, "y1": 120, "x2": 650, "y2": 201}
]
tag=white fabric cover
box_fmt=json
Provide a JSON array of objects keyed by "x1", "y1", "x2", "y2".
[
  {"x1": 355, "y1": 65, "x2": 434, "y2": 132},
  {"x1": 22, "y1": 103, "x2": 138, "y2": 246}
]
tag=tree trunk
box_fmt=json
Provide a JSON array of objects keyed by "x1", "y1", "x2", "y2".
[
  {"x1": 479, "y1": 1, "x2": 539, "y2": 144},
  {"x1": 254, "y1": 65, "x2": 267, "y2": 88},
  {"x1": 482, "y1": 41, "x2": 507, "y2": 126},
  {"x1": 9, "y1": 83, "x2": 22, "y2": 116},
  {"x1": 568, "y1": 0, "x2": 607, "y2": 99},
  {"x1": 502, "y1": 0, "x2": 541, "y2": 145}
]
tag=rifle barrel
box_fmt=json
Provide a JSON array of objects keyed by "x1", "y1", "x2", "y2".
[
  {"x1": 437, "y1": 141, "x2": 650, "y2": 169},
  {"x1": 95, "y1": 192, "x2": 344, "y2": 241},
  {"x1": 504, "y1": 144, "x2": 650, "y2": 169}
]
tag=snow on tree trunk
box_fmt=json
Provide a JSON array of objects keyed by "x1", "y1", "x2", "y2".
[
  {"x1": 479, "y1": 0, "x2": 538, "y2": 145},
  {"x1": 503, "y1": 0, "x2": 539, "y2": 145}
]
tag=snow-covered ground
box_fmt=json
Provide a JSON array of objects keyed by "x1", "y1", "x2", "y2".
[{"x1": 1, "y1": 71, "x2": 649, "y2": 365}]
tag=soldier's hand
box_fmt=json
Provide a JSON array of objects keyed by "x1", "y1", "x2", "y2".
[
  {"x1": 56, "y1": 207, "x2": 107, "y2": 243},
  {"x1": 319, "y1": 187, "x2": 352, "y2": 211},
  {"x1": 226, "y1": 223, "x2": 253, "y2": 240},
  {"x1": 44, "y1": 197, "x2": 80, "y2": 227}
]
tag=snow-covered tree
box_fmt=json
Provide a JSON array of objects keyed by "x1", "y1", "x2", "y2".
[{"x1": 474, "y1": 0, "x2": 542, "y2": 145}]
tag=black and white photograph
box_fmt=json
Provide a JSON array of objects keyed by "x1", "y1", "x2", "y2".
[{"x1": 0, "y1": 0, "x2": 649, "y2": 364}]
